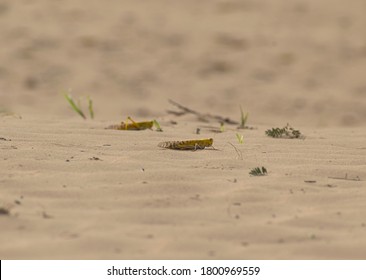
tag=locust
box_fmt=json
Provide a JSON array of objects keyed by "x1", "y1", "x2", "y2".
[
  {"x1": 106, "y1": 117, "x2": 154, "y2": 130},
  {"x1": 158, "y1": 138, "x2": 213, "y2": 150}
]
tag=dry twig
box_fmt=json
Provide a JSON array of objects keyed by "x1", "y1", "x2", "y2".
[{"x1": 167, "y1": 99, "x2": 239, "y2": 125}]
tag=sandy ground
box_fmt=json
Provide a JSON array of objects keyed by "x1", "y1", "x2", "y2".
[
  {"x1": 1, "y1": 0, "x2": 366, "y2": 259},
  {"x1": 1, "y1": 118, "x2": 365, "y2": 259}
]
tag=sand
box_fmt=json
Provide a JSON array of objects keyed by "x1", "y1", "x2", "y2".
[{"x1": 0, "y1": 0, "x2": 366, "y2": 259}]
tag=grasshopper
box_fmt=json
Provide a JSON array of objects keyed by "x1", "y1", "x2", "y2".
[
  {"x1": 158, "y1": 138, "x2": 213, "y2": 150},
  {"x1": 107, "y1": 117, "x2": 154, "y2": 130}
]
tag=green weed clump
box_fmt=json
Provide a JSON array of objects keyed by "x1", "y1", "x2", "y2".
[
  {"x1": 249, "y1": 167, "x2": 268, "y2": 176},
  {"x1": 265, "y1": 124, "x2": 303, "y2": 139}
]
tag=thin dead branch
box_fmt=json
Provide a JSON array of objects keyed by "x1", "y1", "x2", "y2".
[
  {"x1": 228, "y1": 142, "x2": 243, "y2": 160},
  {"x1": 167, "y1": 99, "x2": 239, "y2": 125},
  {"x1": 328, "y1": 173, "x2": 362, "y2": 181}
]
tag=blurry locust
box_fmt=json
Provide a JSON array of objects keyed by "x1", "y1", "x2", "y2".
[{"x1": 107, "y1": 117, "x2": 162, "y2": 131}]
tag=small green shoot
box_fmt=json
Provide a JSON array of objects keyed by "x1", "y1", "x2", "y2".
[
  {"x1": 88, "y1": 96, "x2": 94, "y2": 119},
  {"x1": 249, "y1": 166, "x2": 268, "y2": 176},
  {"x1": 64, "y1": 93, "x2": 86, "y2": 119},
  {"x1": 153, "y1": 119, "x2": 163, "y2": 132},
  {"x1": 236, "y1": 133, "x2": 244, "y2": 144},
  {"x1": 265, "y1": 124, "x2": 303, "y2": 139},
  {"x1": 220, "y1": 122, "x2": 225, "y2": 132},
  {"x1": 239, "y1": 106, "x2": 249, "y2": 129}
]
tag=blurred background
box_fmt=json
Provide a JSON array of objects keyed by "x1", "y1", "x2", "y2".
[{"x1": 0, "y1": 0, "x2": 365, "y2": 126}]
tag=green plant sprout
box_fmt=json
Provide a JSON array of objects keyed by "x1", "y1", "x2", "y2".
[
  {"x1": 64, "y1": 92, "x2": 95, "y2": 120},
  {"x1": 220, "y1": 122, "x2": 225, "y2": 132},
  {"x1": 236, "y1": 133, "x2": 244, "y2": 144},
  {"x1": 249, "y1": 167, "x2": 268, "y2": 176},
  {"x1": 238, "y1": 106, "x2": 249, "y2": 129},
  {"x1": 153, "y1": 119, "x2": 163, "y2": 132},
  {"x1": 64, "y1": 93, "x2": 86, "y2": 119},
  {"x1": 88, "y1": 96, "x2": 94, "y2": 119}
]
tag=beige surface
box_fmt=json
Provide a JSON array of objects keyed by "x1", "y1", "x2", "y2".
[
  {"x1": 1, "y1": 118, "x2": 366, "y2": 259},
  {"x1": 0, "y1": 0, "x2": 366, "y2": 259},
  {"x1": 1, "y1": 0, "x2": 366, "y2": 126}
]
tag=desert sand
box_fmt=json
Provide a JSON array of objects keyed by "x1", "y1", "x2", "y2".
[{"x1": 1, "y1": 0, "x2": 366, "y2": 259}]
